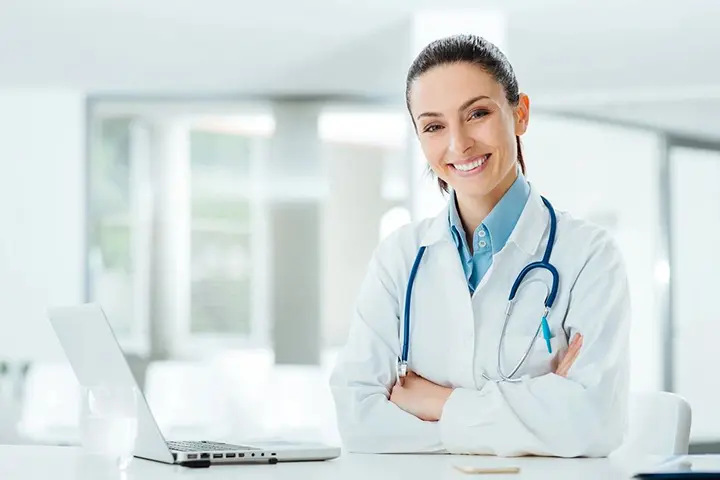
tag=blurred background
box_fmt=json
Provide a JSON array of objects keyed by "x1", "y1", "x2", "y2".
[{"x1": 1, "y1": 0, "x2": 719, "y2": 453}]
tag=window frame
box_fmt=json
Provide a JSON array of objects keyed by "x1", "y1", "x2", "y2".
[{"x1": 87, "y1": 101, "x2": 275, "y2": 358}]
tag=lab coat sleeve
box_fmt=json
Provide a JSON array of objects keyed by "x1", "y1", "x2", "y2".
[
  {"x1": 329, "y1": 242, "x2": 445, "y2": 453},
  {"x1": 438, "y1": 230, "x2": 631, "y2": 457}
]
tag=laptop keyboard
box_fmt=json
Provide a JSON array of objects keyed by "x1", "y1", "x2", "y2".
[{"x1": 167, "y1": 441, "x2": 256, "y2": 452}]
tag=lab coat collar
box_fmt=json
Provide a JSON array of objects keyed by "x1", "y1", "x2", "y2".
[
  {"x1": 420, "y1": 204, "x2": 453, "y2": 247},
  {"x1": 506, "y1": 183, "x2": 549, "y2": 256},
  {"x1": 419, "y1": 183, "x2": 548, "y2": 256}
]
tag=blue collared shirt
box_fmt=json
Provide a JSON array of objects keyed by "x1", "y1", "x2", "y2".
[{"x1": 448, "y1": 174, "x2": 531, "y2": 292}]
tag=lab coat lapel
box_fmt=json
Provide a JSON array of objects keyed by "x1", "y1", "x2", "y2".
[
  {"x1": 412, "y1": 186, "x2": 550, "y2": 389},
  {"x1": 469, "y1": 185, "x2": 551, "y2": 385},
  {"x1": 415, "y1": 208, "x2": 479, "y2": 388},
  {"x1": 475, "y1": 184, "x2": 550, "y2": 295},
  {"x1": 473, "y1": 184, "x2": 551, "y2": 309},
  {"x1": 506, "y1": 183, "x2": 549, "y2": 257}
]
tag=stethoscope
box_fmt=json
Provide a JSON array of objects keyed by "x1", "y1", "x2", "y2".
[{"x1": 396, "y1": 196, "x2": 559, "y2": 385}]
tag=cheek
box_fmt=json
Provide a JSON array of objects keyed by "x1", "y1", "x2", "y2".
[
  {"x1": 473, "y1": 117, "x2": 516, "y2": 159},
  {"x1": 473, "y1": 117, "x2": 510, "y2": 146},
  {"x1": 419, "y1": 136, "x2": 447, "y2": 168}
]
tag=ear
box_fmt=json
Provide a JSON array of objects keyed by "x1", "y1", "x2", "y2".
[{"x1": 514, "y1": 93, "x2": 530, "y2": 136}]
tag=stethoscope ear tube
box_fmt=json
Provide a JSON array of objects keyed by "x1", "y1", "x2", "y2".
[
  {"x1": 397, "y1": 245, "x2": 427, "y2": 384},
  {"x1": 401, "y1": 245, "x2": 426, "y2": 364}
]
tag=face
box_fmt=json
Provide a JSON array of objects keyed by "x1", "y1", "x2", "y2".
[{"x1": 408, "y1": 62, "x2": 530, "y2": 201}]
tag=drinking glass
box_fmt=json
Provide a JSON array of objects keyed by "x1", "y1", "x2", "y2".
[{"x1": 78, "y1": 385, "x2": 139, "y2": 470}]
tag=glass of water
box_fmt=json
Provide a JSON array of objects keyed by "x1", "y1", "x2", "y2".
[{"x1": 78, "y1": 385, "x2": 139, "y2": 470}]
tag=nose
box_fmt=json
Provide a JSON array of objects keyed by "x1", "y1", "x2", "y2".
[{"x1": 448, "y1": 125, "x2": 473, "y2": 155}]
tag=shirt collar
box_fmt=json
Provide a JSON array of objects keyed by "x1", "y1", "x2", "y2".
[
  {"x1": 446, "y1": 173, "x2": 531, "y2": 254},
  {"x1": 483, "y1": 172, "x2": 530, "y2": 253},
  {"x1": 421, "y1": 179, "x2": 548, "y2": 256}
]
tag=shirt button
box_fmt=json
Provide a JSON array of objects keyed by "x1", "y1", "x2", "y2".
[
  {"x1": 478, "y1": 230, "x2": 486, "y2": 238},
  {"x1": 478, "y1": 240, "x2": 487, "y2": 248}
]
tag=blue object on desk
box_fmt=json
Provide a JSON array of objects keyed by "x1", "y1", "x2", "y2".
[{"x1": 634, "y1": 457, "x2": 719, "y2": 479}]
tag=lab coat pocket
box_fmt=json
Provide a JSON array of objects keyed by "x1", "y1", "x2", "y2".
[{"x1": 499, "y1": 334, "x2": 564, "y2": 379}]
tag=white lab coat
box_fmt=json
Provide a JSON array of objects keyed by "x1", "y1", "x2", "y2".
[{"x1": 329, "y1": 185, "x2": 631, "y2": 457}]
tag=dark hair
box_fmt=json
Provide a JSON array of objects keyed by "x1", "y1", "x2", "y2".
[{"x1": 405, "y1": 34, "x2": 526, "y2": 193}]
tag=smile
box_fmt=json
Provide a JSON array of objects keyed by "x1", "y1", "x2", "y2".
[{"x1": 451, "y1": 154, "x2": 490, "y2": 173}]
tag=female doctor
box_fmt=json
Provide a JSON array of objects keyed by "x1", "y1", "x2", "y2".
[{"x1": 329, "y1": 34, "x2": 631, "y2": 458}]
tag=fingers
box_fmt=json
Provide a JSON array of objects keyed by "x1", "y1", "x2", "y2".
[
  {"x1": 557, "y1": 332, "x2": 583, "y2": 377},
  {"x1": 567, "y1": 332, "x2": 582, "y2": 352},
  {"x1": 555, "y1": 333, "x2": 583, "y2": 377},
  {"x1": 395, "y1": 369, "x2": 416, "y2": 388},
  {"x1": 551, "y1": 348, "x2": 564, "y2": 372},
  {"x1": 557, "y1": 334, "x2": 581, "y2": 372},
  {"x1": 553, "y1": 337, "x2": 573, "y2": 374}
]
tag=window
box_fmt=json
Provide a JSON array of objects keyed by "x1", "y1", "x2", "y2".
[
  {"x1": 88, "y1": 107, "x2": 274, "y2": 356},
  {"x1": 87, "y1": 117, "x2": 136, "y2": 338},
  {"x1": 670, "y1": 146, "x2": 720, "y2": 443},
  {"x1": 190, "y1": 130, "x2": 254, "y2": 335}
]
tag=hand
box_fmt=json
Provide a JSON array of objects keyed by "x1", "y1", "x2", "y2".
[
  {"x1": 553, "y1": 332, "x2": 583, "y2": 377},
  {"x1": 390, "y1": 370, "x2": 453, "y2": 422}
]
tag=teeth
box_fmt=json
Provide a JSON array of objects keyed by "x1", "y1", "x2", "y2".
[{"x1": 454, "y1": 155, "x2": 488, "y2": 172}]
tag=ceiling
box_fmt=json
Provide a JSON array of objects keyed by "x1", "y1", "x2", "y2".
[{"x1": 2, "y1": 0, "x2": 719, "y2": 140}]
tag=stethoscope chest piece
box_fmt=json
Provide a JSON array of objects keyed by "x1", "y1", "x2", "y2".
[{"x1": 396, "y1": 360, "x2": 408, "y2": 386}]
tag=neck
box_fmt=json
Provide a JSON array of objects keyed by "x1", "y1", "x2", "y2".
[{"x1": 456, "y1": 166, "x2": 518, "y2": 243}]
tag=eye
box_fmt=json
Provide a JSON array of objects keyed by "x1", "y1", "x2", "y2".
[
  {"x1": 422, "y1": 124, "x2": 443, "y2": 133},
  {"x1": 468, "y1": 109, "x2": 490, "y2": 120}
]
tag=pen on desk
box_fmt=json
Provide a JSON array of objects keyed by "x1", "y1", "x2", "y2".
[{"x1": 453, "y1": 465, "x2": 521, "y2": 474}]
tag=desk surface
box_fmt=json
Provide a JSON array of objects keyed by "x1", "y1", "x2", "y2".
[{"x1": 1, "y1": 445, "x2": 715, "y2": 479}]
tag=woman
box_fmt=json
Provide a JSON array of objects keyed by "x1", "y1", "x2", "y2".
[{"x1": 329, "y1": 34, "x2": 630, "y2": 458}]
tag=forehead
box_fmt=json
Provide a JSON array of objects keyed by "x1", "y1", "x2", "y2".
[{"x1": 409, "y1": 62, "x2": 505, "y2": 114}]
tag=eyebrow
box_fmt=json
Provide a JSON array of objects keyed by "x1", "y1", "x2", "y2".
[{"x1": 415, "y1": 95, "x2": 491, "y2": 121}]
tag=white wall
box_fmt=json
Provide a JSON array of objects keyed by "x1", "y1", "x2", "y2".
[{"x1": 0, "y1": 89, "x2": 86, "y2": 361}]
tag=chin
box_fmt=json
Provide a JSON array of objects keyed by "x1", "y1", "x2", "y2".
[{"x1": 453, "y1": 176, "x2": 497, "y2": 198}]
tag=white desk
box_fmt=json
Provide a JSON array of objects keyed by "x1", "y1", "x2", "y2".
[{"x1": 1, "y1": 445, "x2": 716, "y2": 479}]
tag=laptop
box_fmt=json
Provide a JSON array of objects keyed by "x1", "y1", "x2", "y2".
[{"x1": 47, "y1": 303, "x2": 341, "y2": 468}]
